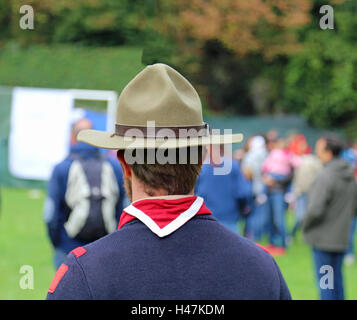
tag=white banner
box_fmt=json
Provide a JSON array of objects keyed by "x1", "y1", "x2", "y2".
[{"x1": 9, "y1": 87, "x2": 74, "y2": 180}]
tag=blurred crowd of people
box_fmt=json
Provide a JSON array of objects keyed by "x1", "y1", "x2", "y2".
[
  {"x1": 195, "y1": 129, "x2": 357, "y2": 300},
  {"x1": 196, "y1": 129, "x2": 357, "y2": 259},
  {"x1": 195, "y1": 129, "x2": 357, "y2": 299}
]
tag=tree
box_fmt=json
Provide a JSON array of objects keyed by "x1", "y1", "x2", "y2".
[
  {"x1": 2, "y1": 0, "x2": 155, "y2": 46},
  {"x1": 151, "y1": 0, "x2": 312, "y2": 114},
  {"x1": 153, "y1": 0, "x2": 357, "y2": 133},
  {"x1": 283, "y1": 0, "x2": 357, "y2": 129}
]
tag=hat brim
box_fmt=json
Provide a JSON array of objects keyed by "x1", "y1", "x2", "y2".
[{"x1": 77, "y1": 129, "x2": 243, "y2": 150}]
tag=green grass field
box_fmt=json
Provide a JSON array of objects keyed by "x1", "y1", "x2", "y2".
[{"x1": 0, "y1": 187, "x2": 356, "y2": 300}]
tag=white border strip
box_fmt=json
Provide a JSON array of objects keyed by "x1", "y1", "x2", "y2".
[
  {"x1": 69, "y1": 89, "x2": 118, "y2": 132},
  {"x1": 123, "y1": 196, "x2": 204, "y2": 238}
]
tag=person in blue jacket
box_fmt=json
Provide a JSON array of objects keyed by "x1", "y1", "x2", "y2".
[
  {"x1": 195, "y1": 145, "x2": 252, "y2": 233},
  {"x1": 43, "y1": 118, "x2": 126, "y2": 270},
  {"x1": 46, "y1": 64, "x2": 291, "y2": 300}
]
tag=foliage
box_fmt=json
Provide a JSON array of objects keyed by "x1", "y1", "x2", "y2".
[
  {"x1": 152, "y1": 0, "x2": 357, "y2": 133},
  {"x1": 0, "y1": 0, "x2": 156, "y2": 46},
  {"x1": 141, "y1": 30, "x2": 174, "y2": 66},
  {"x1": 1, "y1": 0, "x2": 357, "y2": 133},
  {"x1": 158, "y1": 0, "x2": 311, "y2": 60},
  {"x1": 149, "y1": 0, "x2": 312, "y2": 115},
  {"x1": 282, "y1": 0, "x2": 357, "y2": 129},
  {"x1": 0, "y1": 0, "x2": 11, "y2": 41}
]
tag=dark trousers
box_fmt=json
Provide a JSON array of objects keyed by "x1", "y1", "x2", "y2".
[
  {"x1": 267, "y1": 191, "x2": 286, "y2": 248},
  {"x1": 312, "y1": 248, "x2": 345, "y2": 300}
]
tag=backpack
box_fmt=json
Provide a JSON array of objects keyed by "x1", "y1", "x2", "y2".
[{"x1": 64, "y1": 154, "x2": 120, "y2": 242}]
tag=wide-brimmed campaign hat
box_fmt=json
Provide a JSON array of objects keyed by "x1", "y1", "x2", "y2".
[{"x1": 78, "y1": 63, "x2": 243, "y2": 149}]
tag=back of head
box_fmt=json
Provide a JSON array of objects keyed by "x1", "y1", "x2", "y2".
[
  {"x1": 322, "y1": 133, "x2": 344, "y2": 158},
  {"x1": 249, "y1": 136, "x2": 266, "y2": 151},
  {"x1": 71, "y1": 118, "x2": 93, "y2": 144},
  {"x1": 119, "y1": 146, "x2": 204, "y2": 198}
]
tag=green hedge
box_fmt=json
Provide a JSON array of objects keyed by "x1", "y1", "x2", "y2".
[{"x1": 0, "y1": 44, "x2": 144, "y2": 93}]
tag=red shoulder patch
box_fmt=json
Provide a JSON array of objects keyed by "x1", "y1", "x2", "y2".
[
  {"x1": 48, "y1": 264, "x2": 68, "y2": 294},
  {"x1": 255, "y1": 243, "x2": 270, "y2": 254},
  {"x1": 70, "y1": 246, "x2": 87, "y2": 258}
]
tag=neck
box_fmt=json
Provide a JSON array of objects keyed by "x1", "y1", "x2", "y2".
[
  {"x1": 130, "y1": 175, "x2": 194, "y2": 203},
  {"x1": 132, "y1": 189, "x2": 195, "y2": 203},
  {"x1": 132, "y1": 194, "x2": 195, "y2": 204}
]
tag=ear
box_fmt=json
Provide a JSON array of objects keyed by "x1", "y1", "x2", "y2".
[
  {"x1": 117, "y1": 150, "x2": 132, "y2": 178},
  {"x1": 70, "y1": 133, "x2": 76, "y2": 146},
  {"x1": 201, "y1": 145, "x2": 210, "y2": 165}
]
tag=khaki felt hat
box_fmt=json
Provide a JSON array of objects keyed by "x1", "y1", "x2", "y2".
[{"x1": 77, "y1": 63, "x2": 243, "y2": 149}]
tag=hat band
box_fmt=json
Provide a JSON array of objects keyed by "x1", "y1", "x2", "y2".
[{"x1": 115, "y1": 123, "x2": 210, "y2": 138}]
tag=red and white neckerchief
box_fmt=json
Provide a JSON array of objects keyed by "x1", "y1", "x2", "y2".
[{"x1": 117, "y1": 196, "x2": 212, "y2": 238}]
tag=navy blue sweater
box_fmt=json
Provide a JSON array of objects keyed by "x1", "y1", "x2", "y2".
[{"x1": 46, "y1": 214, "x2": 291, "y2": 300}]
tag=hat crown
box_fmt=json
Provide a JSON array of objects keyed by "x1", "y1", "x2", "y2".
[{"x1": 116, "y1": 63, "x2": 203, "y2": 127}]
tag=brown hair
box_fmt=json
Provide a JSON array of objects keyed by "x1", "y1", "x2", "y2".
[{"x1": 118, "y1": 146, "x2": 204, "y2": 196}]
